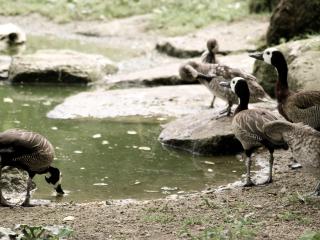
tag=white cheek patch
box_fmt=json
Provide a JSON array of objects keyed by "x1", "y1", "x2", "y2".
[
  {"x1": 263, "y1": 47, "x2": 278, "y2": 64},
  {"x1": 230, "y1": 77, "x2": 243, "y2": 93}
]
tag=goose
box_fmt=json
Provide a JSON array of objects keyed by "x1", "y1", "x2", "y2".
[
  {"x1": 249, "y1": 48, "x2": 320, "y2": 130},
  {"x1": 179, "y1": 61, "x2": 271, "y2": 116},
  {"x1": 201, "y1": 38, "x2": 219, "y2": 64},
  {"x1": 0, "y1": 129, "x2": 64, "y2": 207},
  {"x1": 220, "y1": 77, "x2": 288, "y2": 186},
  {"x1": 263, "y1": 120, "x2": 320, "y2": 195}
]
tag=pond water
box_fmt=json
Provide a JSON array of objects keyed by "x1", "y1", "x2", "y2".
[{"x1": 0, "y1": 84, "x2": 244, "y2": 202}]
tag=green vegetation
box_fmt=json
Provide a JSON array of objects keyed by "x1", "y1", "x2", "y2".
[
  {"x1": 0, "y1": 0, "x2": 250, "y2": 35},
  {"x1": 15, "y1": 225, "x2": 73, "y2": 240},
  {"x1": 143, "y1": 213, "x2": 175, "y2": 224},
  {"x1": 300, "y1": 231, "x2": 320, "y2": 240}
]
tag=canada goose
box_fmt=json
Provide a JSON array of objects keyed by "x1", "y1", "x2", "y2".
[
  {"x1": 249, "y1": 48, "x2": 320, "y2": 130},
  {"x1": 179, "y1": 61, "x2": 271, "y2": 116},
  {"x1": 0, "y1": 129, "x2": 64, "y2": 207},
  {"x1": 220, "y1": 77, "x2": 287, "y2": 186},
  {"x1": 263, "y1": 120, "x2": 320, "y2": 195},
  {"x1": 201, "y1": 38, "x2": 219, "y2": 64}
]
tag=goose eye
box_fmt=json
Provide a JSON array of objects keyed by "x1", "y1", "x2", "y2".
[
  {"x1": 266, "y1": 51, "x2": 270, "y2": 55},
  {"x1": 232, "y1": 81, "x2": 235, "y2": 84}
]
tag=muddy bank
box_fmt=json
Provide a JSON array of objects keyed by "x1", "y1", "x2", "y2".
[{"x1": 0, "y1": 149, "x2": 319, "y2": 240}]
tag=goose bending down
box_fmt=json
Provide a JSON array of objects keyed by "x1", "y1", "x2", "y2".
[
  {"x1": 179, "y1": 61, "x2": 271, "y2": 116},
  {"x1": 220, "y1": 77, "x2": 288, "y2": 186},
  {"x1": 263, "y1": 120, "x2": 320, "y2": 195},
  {"x1": 0, "y1": 129, "x2": 64, "y2": 207},
  {"x1": 250, "y1": 48, "x2": 320, "y2": 130},
  {"x1": 201, "y1": 38, "x2": 219, "y2": 64}
]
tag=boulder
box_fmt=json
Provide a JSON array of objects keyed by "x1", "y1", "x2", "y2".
[
  {"x1": 8, "y1": 50, "x2": 118, "y2": 84},
  {"x1": 156, "y1": 19, "x2": 268, "y2": 58},
  {"x1": 158, "y1": 101, "x2": 277, "y2": 156},
  {"x1": 47, "y1": 85, "x2": 227, "y2": 119},
  {"x1": 0, "y1": 167, "x2": 30, "y2": 193},
  {"x1": 0, "y1": 55, "x2": 11, "y2": 79},
  {"x1": 159, "y1": 110, "x2": 242, "y2": 155},
  {"x1": 252, "y1": 37, "x2": 320, "y2": 97},
  {"x1": 267, "y1": 0, "x2": 320, "y2": 45}
]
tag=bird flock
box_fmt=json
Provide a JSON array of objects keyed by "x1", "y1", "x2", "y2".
[
  {"x1": 180, "y1": 39, "x2": 320, "y2": 195},
  {"x1": 1, "y1": 36, "x2": 320, "y2": 207}
]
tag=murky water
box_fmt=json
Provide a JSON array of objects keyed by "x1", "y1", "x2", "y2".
[{"x1": 0, "y1": 84, "x2": 244, "y2": 202}]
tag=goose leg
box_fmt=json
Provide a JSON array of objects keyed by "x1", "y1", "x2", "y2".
[
  {"x1": 312, "y1": 181, "x2": 320, "y2": 196},
  {"x1": 216, "y1": 102, "x2": 233, "y2": 119},
  {"x1": 209, "y1": 96, "x2": 216, "y2": 108},
  {"x1": 243, "y1": 154, "x2": 255, "y2": 187},
  {"x1": 0, "y1": 160, "x2": 10, "y2": 207},
  {"x1": 21, "y1": 175, "x2": 34, "y2": 207},
  {"x1": 263, "y1": 150, "x2": 274, "y2": 184}
]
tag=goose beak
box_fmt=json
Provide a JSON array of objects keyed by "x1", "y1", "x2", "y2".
[
  {"x1": 249, "y1": 52, "x2": 263, "y2": 60},
  {"x1": 219, "y1": 81, "x2": 231, "y2": 88}
]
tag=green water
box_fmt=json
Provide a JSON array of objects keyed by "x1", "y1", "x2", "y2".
[{"x1": 0, "y1": 84, "x2": 244, "y2": 202}]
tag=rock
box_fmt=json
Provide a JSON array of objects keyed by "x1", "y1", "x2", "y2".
[
  {"x1": 0, "y1": 55, "x2": 11, "y2": 79},
  {"x1": 8, "y1": 50, "x2": 118, "y2": 84},
  {"x1": 105, "y1": 62, "x2": 192, "y2": 87},
  {"x1": 0, "y1": 23, "x2": 26, "y2": 56},
  {"x1": 47, "y1": 85, "x2": 222, "y2": 119},
  {"x1": 63, "y1": 216, "x2": 75, "y2": 222},
  {"x1": 266, "y1": 0, "x2": 320, "y2": 45},
  {"x1": 158, "y1": 110, "x2": 242, "y2": 155},
  {"x1": 252, "y1": 37, "x2": 320, "y2": 97},
  {"x1": 249, "y1": 0, "x2": 279, "y2": 13},
  {"x1": 0, "y1": 167, "x2": 31, "y2": 193},
  {"x1": 156, "y1": 19, "x2": 268, "y2": 58}
]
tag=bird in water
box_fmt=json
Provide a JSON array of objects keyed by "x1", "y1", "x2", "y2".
[
  {"x1": 250, "y1": 48, "x2": 320, "y2": 131},
  {"x1": 0, "y1": 129, "x2": 64, "y2": 207},
  {"x1": 220, "y1": 77, "x2": 288, "y2": 186},
  {"x1": 263, "y1": 120, "x2": 320, "y2": 195}
]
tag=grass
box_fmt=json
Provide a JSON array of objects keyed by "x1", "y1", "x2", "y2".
[{"x1": 0, "y1": 0, "x2": 250, "y2": 36}]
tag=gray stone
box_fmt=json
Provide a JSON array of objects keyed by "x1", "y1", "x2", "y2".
[
  {"x1": 47, "y1": 85, "x2": 226, "y2": 119},
  {"x1": 0, "y1": 55, "x2": 11, "y2": 79},
  {"x1": 0, "y1": 167, "x2": 30, "y2": 193},
  {"x1": 156, "y1": 19, "x2": 268, "y2": 58},
  {"x1": 252, "y1": 37, "x2": 320, "y2": 97},
  {"x1": 158, "y1": 110, "x2": 242, "y2": 155},
  {"x1": 8, "y1": 50, "x2": 118, "y2": 84}
]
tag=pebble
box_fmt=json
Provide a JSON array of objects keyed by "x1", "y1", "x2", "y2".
[{"x1": 63, "y1": 216, "x2": 75, "y2": 222}]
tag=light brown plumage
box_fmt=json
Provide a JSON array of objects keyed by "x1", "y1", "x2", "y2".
[{"x1": 263, "y1": 120, "x2": 320, "y2": 194}]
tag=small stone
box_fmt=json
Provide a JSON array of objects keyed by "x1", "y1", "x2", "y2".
[
  {"x1": 63, "y1": 216, "x2": 75, "y2": 221},
  {"x1": 138, "y1": 146, "x2": 151, "y2": 151},
  {"x1": 92, "y1": 134, "x2": 102, "y2": 139},
  {"x1": 3, "y1": 97, "x2": 13, "y2": 103}
]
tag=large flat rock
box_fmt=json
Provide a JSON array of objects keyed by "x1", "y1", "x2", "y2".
[
  {"x1": 156, "y1": 18, "x2": 268, "y2": 58},
  {"x1": 47, "y1": 85, "x2": 227, "y2": 119},
  {"x1": 159, "y1": 110, "x2": 242, "y2": 155},
  {"x1": 9, "y1": 50, "x2": 118, "y2": 84}
]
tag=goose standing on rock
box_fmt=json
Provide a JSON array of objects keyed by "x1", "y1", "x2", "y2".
[
  {"x1": 250, "y1": 48, "x2": 320, "y2": 130},
  {"x1": 201, "y1": 38, "x2": 219, "y2": 64},
  {"x1": 0, "y1": 129, "x2": 64, "y2": 207},
  {"x1": 179, "y1": 61, "x2": 271, "y2": 116},
  {"x1": 220, "y1": 77, "x2": 288, "y2": 186},
  {"x1": 263, "y1": 120, "x2": 320, "y2": 195}
]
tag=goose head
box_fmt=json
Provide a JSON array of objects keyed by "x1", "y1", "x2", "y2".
[
  {"x1": 249, "y1": 48, "x2": 287, "y2": 68},
  {"x1": 220, "y1": 77, "x2": 250, "y2": 99},
  {"x1": 45, "y1": 166, "x2": 65, "y2": 195},
  {"x1": 207, "y1": 38, "x2": 219, "y2": 53}
]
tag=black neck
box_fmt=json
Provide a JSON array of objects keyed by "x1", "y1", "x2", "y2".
[{"x1": 234, "y1": 94, "x2": 249, "y2": 115}]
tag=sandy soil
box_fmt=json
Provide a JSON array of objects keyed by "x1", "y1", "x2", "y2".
[{"x1": 0, "y1": 14, "x2": 319, "y2": 240}]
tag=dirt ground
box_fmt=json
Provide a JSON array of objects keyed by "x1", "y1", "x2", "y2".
[
  {"x1": 0, "y1": 15, "x2": 319, "y2": 240},
  {"x1": 1, "y1": 149, "x2": 320, "y2": 239}
]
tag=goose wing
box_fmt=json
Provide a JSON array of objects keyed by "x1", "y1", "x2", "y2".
[
  {"x1": 232, "y1": 109, "x2": 279, "y2": 149},
  {"x1": 286, "y1": 91, "x2": 320, "y2": 128},
  {"x1": 0, "y1": 129, "x2": 54, "y2": 155}
]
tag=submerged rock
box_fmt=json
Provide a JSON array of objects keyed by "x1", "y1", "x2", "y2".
[
  {"x1": 47, "y1": 85, "x2": 221, "y2": 119},
  {"x1": 156, "y1": 19, "x2": 268, "y2": 58},
  {"x1": 9, "y1": 50, "x2": 118, "y2": 84},
  {"x1": 0, "y1": 167, "x2": 30, "y2": 193},
  {"x1": 252, "y1": 37, "x2": 320, "y2": 97},
  {"x1": 159, "y1": 110, "x2": 242, "y2": 155}
]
